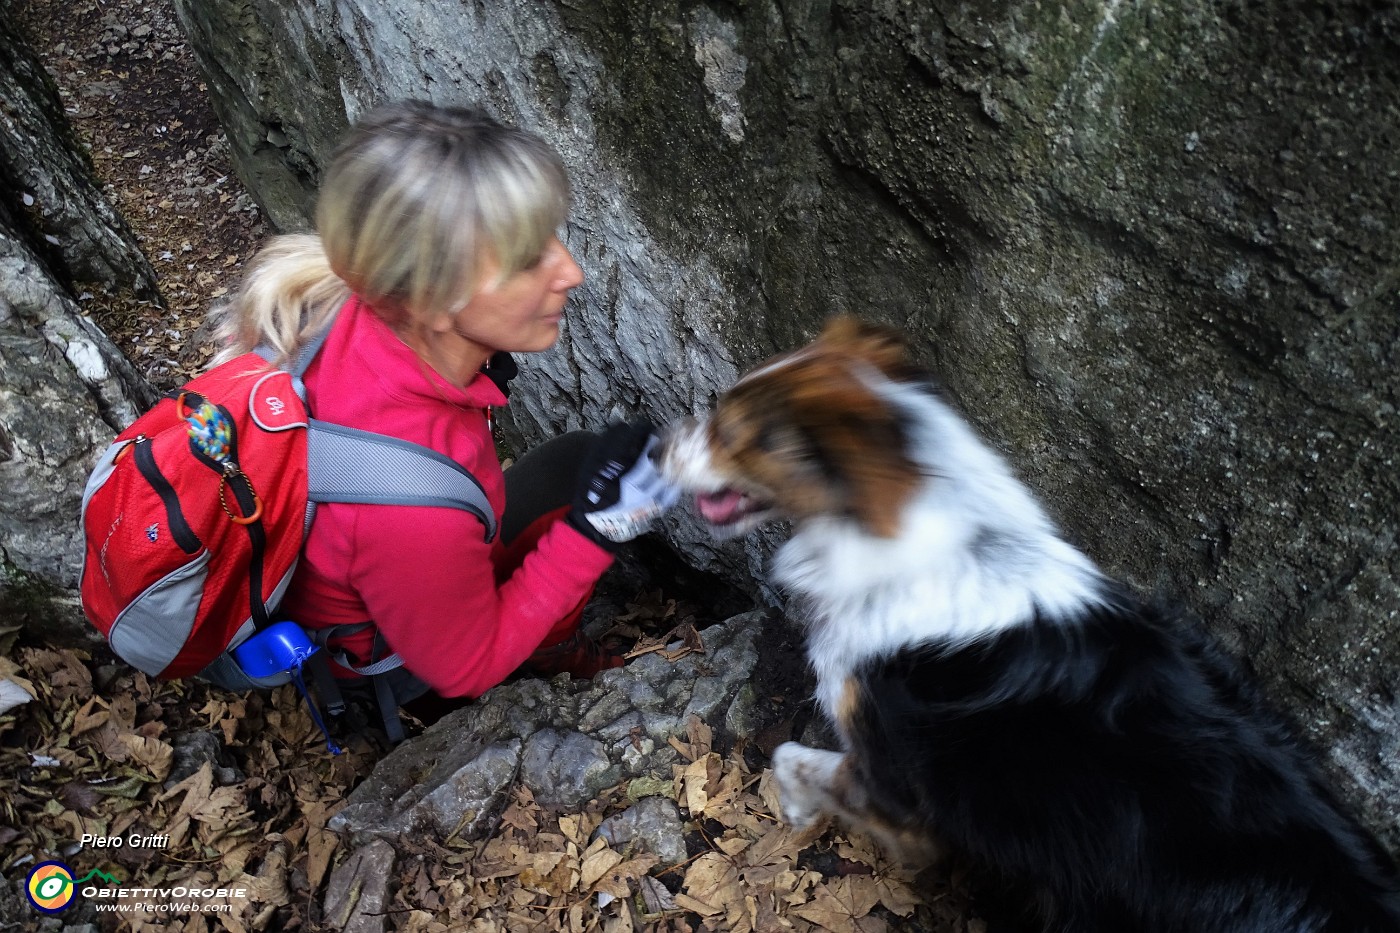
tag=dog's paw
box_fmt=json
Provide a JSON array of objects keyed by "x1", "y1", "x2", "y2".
[{"x1": 772, "y1": 742, "x2": 839, "y2": 829}]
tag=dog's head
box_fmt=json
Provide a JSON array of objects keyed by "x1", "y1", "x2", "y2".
[{"x1": 660, "y1": 317, "x2": 925, "y2": 538}]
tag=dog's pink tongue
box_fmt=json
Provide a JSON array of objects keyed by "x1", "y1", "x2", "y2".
[{"x1": 697, "y1": 490, "x2": 745, "y2": 525}]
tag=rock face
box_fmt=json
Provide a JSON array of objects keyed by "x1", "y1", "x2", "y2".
[
  {"x1": 0, "y1": 11, "x2": 157, "y2": 639},
  {"x1": 175, "y1": 0, "x2": 1399, "y2": 848},
  {"x1": 0, "y1": 12, "x2": 159, "y2": 296},
  {"x1": 331, "y1": 610, "x2": 772, "y2": 845}
]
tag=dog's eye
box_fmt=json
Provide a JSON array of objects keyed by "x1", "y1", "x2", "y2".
[
  {"x1": 712, "y1": 416, "x2": 743, "y2": 451},
  {"x1": 755, "y1": 424, "x2": 785, "y2": 453}
]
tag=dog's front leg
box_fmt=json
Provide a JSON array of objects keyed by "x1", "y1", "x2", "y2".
[
  {"x1": 773, "y1": 742, "x2": 942, "y2": 865},
  {"x1": 772, "y1": 742, "x2": 867, "y2": 829}
]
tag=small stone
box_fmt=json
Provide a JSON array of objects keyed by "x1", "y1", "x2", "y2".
[
  {"x1": 322, "y1": 840, "x2": 394, "y2": 933},
  {"x1": 164, "y1": 731, "x2": 243, "y2": 789},
  {"x1": 595, "y1": 797, "x2": 688, "y2": 866}
]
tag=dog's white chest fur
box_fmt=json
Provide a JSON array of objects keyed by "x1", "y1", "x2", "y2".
[{"x1": 772, "y1": 387, "x2": 1105, "y2": 725}]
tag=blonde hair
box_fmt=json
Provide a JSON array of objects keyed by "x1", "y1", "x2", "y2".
[{"x1": 213, "y1": 101, "x2": 571, "y2": 367}]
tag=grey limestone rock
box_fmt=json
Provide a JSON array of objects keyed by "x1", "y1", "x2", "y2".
[
  {"x1": 521, "y1": 729, "x2": 618, "y2": 809},
  {"x1": 321, "y1": 839, "x2": 396, "y2": 933},
  {"x1": 596, "y1": 795, "x2": 688, "y2": 866},
  {"x1": 0, "y1": 12, "x2": 157, "y2": 639},
  {"x1": 0, "y1": 226, "x2": 154, "y2": 641},
  {"x1": 330, "y1": 610, "x2": 773, "y2": 846}
]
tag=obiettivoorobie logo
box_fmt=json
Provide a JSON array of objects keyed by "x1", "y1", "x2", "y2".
[
  {"x1": 24, "y1": 859, "x2": 245, "y2": 918},
  {"x1": 25, "y1": 862, "x2": 119, "y2": 914}
]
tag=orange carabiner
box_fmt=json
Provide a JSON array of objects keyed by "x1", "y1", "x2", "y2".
[
  {"x1": 230, "y1": 495, "x2": 264, "y2": 526},
  {"x1": 114, "y1": 435, "x2": 144, "y2": 463},
  {"x1": 219, "y1": 470, "x2": 264, "y2": 525}
]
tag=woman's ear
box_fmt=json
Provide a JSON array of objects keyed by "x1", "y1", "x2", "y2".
[{"x1": 426, "y1": 308, "x2": 460, "y2": 335}]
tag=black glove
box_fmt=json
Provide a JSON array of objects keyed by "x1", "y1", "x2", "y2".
[
  {"x1": 482, "y1": 352, "x2": 518, "y2": 397},
  {"x1": 567, "y1": 421, "x2": 680, "y2": 550}
]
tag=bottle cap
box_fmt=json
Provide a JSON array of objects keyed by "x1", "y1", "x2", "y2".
[{"x1": 233, "y1": 621, "x2": 319, "y2": 679}]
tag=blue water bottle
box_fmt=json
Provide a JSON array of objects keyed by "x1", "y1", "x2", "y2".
[{"x1": 233, "y1": 621, "x2": 342, "y2": 755}]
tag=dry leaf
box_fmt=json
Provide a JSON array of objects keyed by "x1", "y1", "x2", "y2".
[
  {"x1": 593, "y1": 853, "x2": 660, "y2": 900},
  {"x1": 673, "y1": 892, "x2": 723, "y2": 918},
  {"x1": 639, "y1": 875, "x2": 677, "y2": 913},
  {"x1": 72, "y1": 696, "x2": 111, "y2": 734},
  {"x1": 60, "y1": 781, "x2": 103, "y2": 814},
  {"x1": 580, "y1": 839, "x2": 624, "y2": 891},
  {"x1": 21, "y1": 649, "x2": 94, "y2": 702},
  {"x1": 791, "y1": 876, "x2": 885, "y2": 932},
  {"x1": 681, "y1": 756, "x2": 712, "y2": 816},
  {"x1": 109, "y1": 691, "x2": 138, "y2": 729},
  {"x1": 305, "y1": 816, "x2": 338, "y2": 890},
  {"x1": 121, "y1": 733, "x2": 174, "y2": 782}
]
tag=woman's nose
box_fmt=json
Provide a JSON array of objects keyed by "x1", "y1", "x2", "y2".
[{"x1": 553, "y1": 239, "x2": 584, "y2": 291}]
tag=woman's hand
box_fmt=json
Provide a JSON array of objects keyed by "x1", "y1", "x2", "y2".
[{"x1": 568, "y1": 422, "x2": 680, "y2": 549}]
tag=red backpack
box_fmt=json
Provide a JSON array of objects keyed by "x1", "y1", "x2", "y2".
[{"x1": 79, "y1": 332, "x2": 495, "y2": 686}]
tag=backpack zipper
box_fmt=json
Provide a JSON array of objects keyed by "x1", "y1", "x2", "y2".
[
  {"x1": 132, "y1": 436, "x2": 202, "y2": 554},
  {"x1": 186, "y1": 401, "x2": 272, "y2": 628},
  {"x1": 186, "y1": 402, "x2": 260, "y2": 519}
]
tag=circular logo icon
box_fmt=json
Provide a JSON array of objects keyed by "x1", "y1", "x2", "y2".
[{"x1": 26, "y1": 861, "x2": 76, "y2": 914}]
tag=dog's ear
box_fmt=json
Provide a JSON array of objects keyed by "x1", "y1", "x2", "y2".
[
  {"x1": 810, "y1": 409, "x2": 920, "y2": 538},
  {"x1": 783, "y1": 362, "x2": 921, "y2": 538},
  {"x1": 818, "y1": 316, "x2": 915, "y2": 380}
]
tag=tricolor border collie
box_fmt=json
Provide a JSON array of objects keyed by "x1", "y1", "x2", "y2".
[{"x1": 660, "y1": 317, "x2": 1400, "y2": 932}]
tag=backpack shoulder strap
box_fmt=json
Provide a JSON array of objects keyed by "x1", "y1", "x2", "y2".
[
  {"x1": 305, "y1": 420, "x2": 497, "y2": 542},
  {"x1": 256, "y1": 315, "x2": 499, "y2": 543}
]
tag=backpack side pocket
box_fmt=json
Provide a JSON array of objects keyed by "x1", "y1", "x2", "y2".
[{"x1": 108, "y1": 550, "x2": 212, "y2": 676}]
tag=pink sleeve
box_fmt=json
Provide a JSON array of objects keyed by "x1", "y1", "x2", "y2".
[{"x1": 346, "y1": 504, "x2": 613, "y2": 698}]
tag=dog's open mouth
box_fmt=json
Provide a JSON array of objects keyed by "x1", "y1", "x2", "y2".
[{"x1": 694, "y1": 488, "x2": 772, "y2": 533}]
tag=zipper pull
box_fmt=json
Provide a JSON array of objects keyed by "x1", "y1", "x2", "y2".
[{"x1": 115, "y1": 434, "x2": 146, "y2": 463}]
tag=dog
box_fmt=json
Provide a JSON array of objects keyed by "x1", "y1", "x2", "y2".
[{"x1": 659, "y1": 317, "x2": 1400, "y2": 932}]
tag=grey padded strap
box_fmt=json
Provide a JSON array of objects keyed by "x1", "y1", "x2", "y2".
[
  {"x1": 290, "y1": 324, "x2": 335, "y2": 380},
  {"x1": 255, "y1": 323, "x2": 333, "y2": 401},
  {"x1": 306, "y1": 420, "x2": 497, "y2": 542},
  {"x1": 252, "y1": 323, "x2": 333, "y2": 379},
  {"x1": 332, "y1": 650, "x2": 406, "y2": 677},
  {"x1": 310, "y1": 623, "x2": 406, "y2": 677}
]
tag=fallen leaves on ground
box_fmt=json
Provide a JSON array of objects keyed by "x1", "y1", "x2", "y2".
[
  {"x1": 1, "y1": 620, "x2": 381, "y2": 932},
  {"x1": 363, "y1": 713, "x2": 976, "y2": 933},
  {"x1": 2, "y1": 590, "x2": 983, "y2": 932}
]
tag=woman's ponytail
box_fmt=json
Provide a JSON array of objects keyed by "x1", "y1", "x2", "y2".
[{"x1": 210, "y1": 234, "x2": 351, "y2": 368}]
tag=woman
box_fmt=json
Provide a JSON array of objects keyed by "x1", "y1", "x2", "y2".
[{"x1": 212, "y1": 100, "x2": 674, "y2": 732}]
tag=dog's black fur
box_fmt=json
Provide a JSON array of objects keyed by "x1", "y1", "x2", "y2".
[{"x1": 850, "y1": 586, "x2": 1400, "y2": 932}]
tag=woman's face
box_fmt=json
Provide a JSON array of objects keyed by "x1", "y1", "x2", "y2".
[{"x1": 452, "y1": 236, "x2": 584, "y2": 354}]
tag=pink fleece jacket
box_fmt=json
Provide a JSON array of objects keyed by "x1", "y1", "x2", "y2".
[{"x1": 282, "y1": 296, "x2": 614, "y2": 697}]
